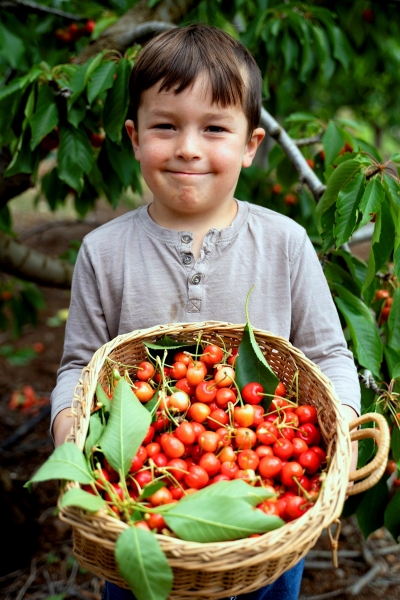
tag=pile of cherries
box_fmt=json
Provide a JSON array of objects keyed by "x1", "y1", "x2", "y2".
[{"x1": 89, "y1": 344, "x2": 327, "y2": 532}]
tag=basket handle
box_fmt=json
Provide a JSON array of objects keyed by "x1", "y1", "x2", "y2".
[{"x1": 346, "y1": 412, "x2": 390, "y2": 496}]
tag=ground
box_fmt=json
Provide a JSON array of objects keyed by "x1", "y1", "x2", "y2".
[{"x1": 0, "y1": 194, "x2": 398, "y2": 600}]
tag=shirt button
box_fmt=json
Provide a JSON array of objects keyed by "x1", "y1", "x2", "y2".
[
  {"x1": 181, "y1": 235, "x2": 192, "y2": 244},
  {"x1": 182, "y1": 254, "x2": 192, "y2": 265},
  {"x1": 191, "y1": 274, "x2": 201, "y2": 285}
]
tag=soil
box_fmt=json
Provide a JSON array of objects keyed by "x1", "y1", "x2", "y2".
[{"x1": 0, "y1": 199, "x2": 398, "y2": 600}]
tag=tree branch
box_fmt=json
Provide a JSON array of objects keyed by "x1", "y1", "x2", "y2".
[
  {"x1": 260, "y1": 107, "x2": 326, "y2": 201},
  {"x1": 294, "y1": 133, "x2": 323, "y2": 147},
  {"x1": 0, "y1": 0, "x2": 84, "y2": 21},
  {"x1": 0, "y1": 231, "x2": 73, "y2": 288},
  {"x1": 0, "y1": 148, "x2": 33, "y2": 211},
  {"x1": 75, "y1": 0, "x2": 199, "y2": 64}
]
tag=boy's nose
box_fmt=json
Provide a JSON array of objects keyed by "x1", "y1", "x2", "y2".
[{"x1": 175, "y1": 131, "x2": 202, "y2": 160}]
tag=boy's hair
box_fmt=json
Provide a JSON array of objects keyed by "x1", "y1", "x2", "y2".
[{"x1": 128, "y1": 23, "x2": 262, "y2": 139}]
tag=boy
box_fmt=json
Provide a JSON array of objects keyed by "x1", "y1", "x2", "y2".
[{"x1": 52, "y1": 24, "x2": 360, "y2": 600}]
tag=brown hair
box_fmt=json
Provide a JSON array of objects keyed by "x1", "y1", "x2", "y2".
[{"x1": 128, "y1": 23, "x2": 262, "y2": 139}]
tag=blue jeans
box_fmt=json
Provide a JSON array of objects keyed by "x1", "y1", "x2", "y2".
[{"x1": 101, "y1": 558, "x2": 304, "y2": 600}]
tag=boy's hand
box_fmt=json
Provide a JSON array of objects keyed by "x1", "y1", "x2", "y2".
[
  {"x1": 53, "y1": 407, "x2": 74, "y2": 447},
  {"x1": 341, "y1": 404, "x2": 359, "y2": 476}
]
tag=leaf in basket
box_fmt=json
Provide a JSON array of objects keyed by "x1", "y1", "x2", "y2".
[
  {"x1": 144, "y1": 391, "x2": 159, "y2": 418},
  {"x1": 95, "y1": 382, "x2": 111, "y2": 413},
  {"x1": 163, "y1": 480, "x2": 283, "y2": 543},
  {"x1": 143, "y1": 336, "x2": 192, "y2": 350},
  {"x1": 115, "y1": 526, "x2": 173, "y2": 600},
  {"x1": 235, "y1": 290, "x2": 279, "y2": 409},
  {"x1": 60, "y1": 487, "x2": 106, "y2": 511},
  {"x1": 85, "y1": 411, "x2": 104, "y2": 458},
  {"x1": 99, "y1": 378, "x2": 151, "y2": 476},
  {"x1": 140, "y1": 480, "x2": 166, "y2": 499},
  {"x1": 24, "y1": 442, "x2": 94, "y2": 489}
]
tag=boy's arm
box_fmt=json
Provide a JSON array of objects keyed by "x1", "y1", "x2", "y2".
[
  {"x1": 51, "y1": 239, "x2": 112, "y2": 445},
  {"x1": 290, "y1": 233, "x2": 361, "y2": 417},
  {"x1": 53, "y1": 407, "x2": 74, "y2": 447}
]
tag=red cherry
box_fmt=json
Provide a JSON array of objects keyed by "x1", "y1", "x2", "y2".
[
  {"x1": 184, "y1": 465, "x2": 209, "y2": 489},
  {"x1": 241, "y1": 382, "x2": 263, "y2": 405},
  {"x1": 200, "y1": 344, "x2": 223, "y2": 366}
]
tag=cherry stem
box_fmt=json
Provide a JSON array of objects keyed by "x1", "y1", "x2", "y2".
[{"x1": 292, "y1": 476, "x2": 312, "y2": 500}]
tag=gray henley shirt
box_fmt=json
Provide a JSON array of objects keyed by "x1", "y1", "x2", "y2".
[{"x1": 51, "y1": 200, "x2": 361, "y2": 425}]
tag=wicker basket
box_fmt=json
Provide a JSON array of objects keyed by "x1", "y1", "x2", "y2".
[{"x1": 59, "y1": 322, "x2": 390, "y2": 599}]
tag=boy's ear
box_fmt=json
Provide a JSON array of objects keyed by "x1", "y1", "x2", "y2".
[
  {"x1": 242, "y1": 127, "x2": 266, "y2": 168},
  {"x1": 125, "y1": 119, "x2": 140, "y2": 161}
]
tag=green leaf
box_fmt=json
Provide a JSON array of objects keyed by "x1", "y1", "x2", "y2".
[
  {"x1": 284, "y1": 112, "x2": 316, "y2": 124},
  {"x1": 163, "y1": 480, "x2": 283, "y2": 542},
  {"x1": 355, "y1": 476, "x2": 389, "y2": 539},
  {"x1": 332, "y1": 249, "x2": 367, "y2": 292},
  {"x1": 140, "y1": 480, "x2": 165, "y2": 499},
  {"x1": 384, "y1": 490, "x2": 400, "y2": 541},
  {"x1": 383, "y1": 346, "x2": 400, "y2": 380},
  {"x1": 333, "y1": 284, "x2": 383, "y2": 378},
  {"x1": 236, "y1": 322, "x2": 279, "y2": 409},
  {"x1": 143, "y1": 336, "x2": 191, "y2": 351},
  {"x1": 393, "y1": 362, "x2": 400, "y2": 380},
  {"x1": 58, "y1": 125, "x2": 94, "y2": 194},
  {"x1": 388, "y1": 289, "x2": 400, "y2": 351},
  {"x1": 25, "y1": 442, "x2": 93, "y2": 488},
  {"x1": 60, "y1": 488, "x2": 106, "y2": 512},
  {"x1": 358, "y1": 178, "x2": 385, "y2": 228},
  {"x1": 316, "y1": 159, "x2": 363, "y2": 227},
  {"x1": 87, "y1": 61, "x2": 116, "y2": 105},
  {"x1": 67, "y1": 97, "x2": 87, "y2": 128},
  {"x1": 115, "y1": 526, "x2": 173, "y2": 600},
  {"x1": 105, "y1": 135, "x2": 138, "y2": 188},
  {"x1": 312, "y1": 25, "x2": 335, "y2": 81},
  {"x1": 95, "y1": 383, "x2": 111, "y2": 412},
  {"x1": 329, "y1": 25, "x2": 352, "y2": 72},
  {"x1": 99, "y1": 379, "x2": 151, "y2": 476},
  {"x1": 298, "y1": 20, "x2": 315, "y2": 82},
  {"x1": 391, "y1": 425, "x2": 400, "y2": 463},
  {"x1": 84, "y1": 411, "x2": 105, "y2": 458},
  {"x1": 282, "y1": 28, "x2": 298, "y2": 73},
  {"x1": 322, "y1": 121, "x2": 345, "y2": 166},
  {"x1": 333, "y1": 173, "x2": 365, "y2": 247},
  {"x1": 30, "y1": 102, "x2": 58, "y2": 150},
  {"x1": 0, "y1": 22, "x2": 25, "y2": 70},
  {"x1": 103, "y1": 59, "x2": 130, "y2": 143},
  {"x1": 363, "y1": 200, "x2": 395, "y2": 291}
]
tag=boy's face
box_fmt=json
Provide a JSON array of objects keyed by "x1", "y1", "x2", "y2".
[{"x1": 125, "y1": 74, "x2": 264, "y2": 223}]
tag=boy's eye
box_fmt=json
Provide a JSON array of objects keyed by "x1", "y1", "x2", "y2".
[
  {"x1": 206, "y1": 126, "x2": 225, "y2": 133},
  {"x1": 154, "y1": 123, "x2": 174, "y2": 130}
]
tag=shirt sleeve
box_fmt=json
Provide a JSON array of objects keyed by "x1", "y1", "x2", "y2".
[
  {"x1": 289, "y1": 232, "x2": 361, "y2": 415},
  {"x1": 50, "y1": 240, "x2": 110, "y2": 430}
]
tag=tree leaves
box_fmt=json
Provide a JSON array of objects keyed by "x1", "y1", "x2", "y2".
[
  {"x1": 30, "y1": 103, "x2": 58, "y2": 150},
  {"x1": 355, "y1": 476, "x2": 389, "y2": 539},
  {"x1": 115, "y1": 527, "x2": 173, "y2": 600},
  {"x1": 333, "y1": 173, "x2": 365, "y2": 247},
  {"x1": 103, "y1": 58, "x2": 130, "y2": 143},
  {"x1": 99, "y1": 379, "x2": 151, "y2": 476},
  {"x1": 322, "y1": 121, "x2": 345, "y2": 166},
  {"x1": 384, "y1": 490, "x2": 400, "y2": 541},
  {"x1": 358, "y1": 178, "x2": 385, "y2": 228},
  {"x1": 87, "y1": 61, "x2": 117, "y2": 105},
  {"x1": 388, "y1": 289, "x2": 400, "y2": 351},
  {"x1": 316, "y1": 159, "x2": 363, "y2": 226},
  {"x1": 25, "y1": 442, "x2": 94, "y2": 489},
  {"x1": 58, "y1": 125, "x2": 95, "y2": 194},
  {"x1": 333, "y1": 284, "x2": 383, "y2": 378}
]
